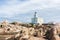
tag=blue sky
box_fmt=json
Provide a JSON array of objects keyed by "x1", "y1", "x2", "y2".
[{"x1": 0, "y1": 0, "x2": 60, "y2": 23}]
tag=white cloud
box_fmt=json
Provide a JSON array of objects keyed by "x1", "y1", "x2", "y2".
[{"x1": 0, "y1": 0, "x2": 60, "y2": 18}]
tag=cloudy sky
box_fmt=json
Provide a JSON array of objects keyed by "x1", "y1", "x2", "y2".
[{"x1": 0, "y1": 0, "x2": 60, "y2": 23}]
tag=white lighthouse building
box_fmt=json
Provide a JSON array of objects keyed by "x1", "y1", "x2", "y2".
[{"x1": 31, "y1": 12, "x2": 44, "y2": 25}]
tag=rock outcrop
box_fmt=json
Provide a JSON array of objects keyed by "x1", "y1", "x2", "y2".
[{"x1": 0, "y1": 21, "x2": 60, "y2": 40}]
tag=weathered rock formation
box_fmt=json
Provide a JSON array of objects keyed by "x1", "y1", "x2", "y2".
[{"x1": 0, "y1": 21, "x2": 60, "y2": 40}]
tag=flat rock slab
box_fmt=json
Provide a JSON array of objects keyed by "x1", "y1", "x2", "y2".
[
  {"x1": 29, "y1": 37, "x2": 46, "y2": 40},
  {"x1": 0, "y1": 35, "x2": 14, "y2": 40}
]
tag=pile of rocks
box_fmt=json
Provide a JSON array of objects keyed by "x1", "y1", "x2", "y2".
[
  {"x1": 0, "y1": 21, "x2": 60, "y2": 40},
  {"x1": 0, "y1": 21, "x2": 46, "y2": 40},
  {"x1": 19, "y1": 27, "x2": 46, "y2": 40}
]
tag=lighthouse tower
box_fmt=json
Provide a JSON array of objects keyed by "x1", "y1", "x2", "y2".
[
  {"x1": 31, "y1": 12, "x2": 44, "y2": 25},
  {"x1": 31, "y1": 12, "x2": 38, "y2": 24}
]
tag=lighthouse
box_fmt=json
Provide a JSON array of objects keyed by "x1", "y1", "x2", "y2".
[
  {"x1": 31, "y1": 12, "x2": 44, "y2": 25},
  {"x1": 31, "y1": 12, "x2": 38, "y2": 24}
]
